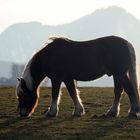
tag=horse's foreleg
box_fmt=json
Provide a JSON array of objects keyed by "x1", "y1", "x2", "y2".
[
  {"x1": 106, "y1": 76, "x2": 123, "y2": 117},
  {"x1": 64, "y1": 79, "x2": 85, "y2": 117},
  {"x1": 45, "y1": 79, "x2": 61, "y2": 117}
]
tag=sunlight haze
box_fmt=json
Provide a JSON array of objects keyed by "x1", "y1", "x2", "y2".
[{"x1": 0, "y1": 0, "x2": 140, "y2": 33}]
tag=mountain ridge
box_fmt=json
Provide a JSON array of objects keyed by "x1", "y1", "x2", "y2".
[
  {"x1": 1, "y1": 6, "x2": 140, "y2": 63},
  {"x1": 0, "y1": 6, "x2": 140, "y2": 86}
]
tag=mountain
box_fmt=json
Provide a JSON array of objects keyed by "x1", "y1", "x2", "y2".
[{"x1": 0, "y1": 6, "x2": 140, "y2": 86}]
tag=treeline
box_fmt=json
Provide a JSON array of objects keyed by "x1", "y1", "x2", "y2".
[
  {"x1": 0, "y1": 63, "x2": 50, "y2": 86},
  {"x1": 0, "y1": 63, "x2": 24, "y2": 85}
]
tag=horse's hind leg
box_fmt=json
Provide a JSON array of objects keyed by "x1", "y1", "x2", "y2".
[
  {"x1": 45, "y1": 79, "x2": 62, "y2": 117},
  {"x1": 106, "y1": 76, "x2": 123, "y2": 117},
  {"x1": 64, "y1": 79, "x2": 85, "y2": 117},
  {"x1": 121, "y1": 75, "x2": 140, "y2": 117}
]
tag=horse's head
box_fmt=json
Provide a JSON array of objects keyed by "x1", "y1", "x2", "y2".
[{"x1": 16, "y1": 78, "x2": 38, "y2": 117}]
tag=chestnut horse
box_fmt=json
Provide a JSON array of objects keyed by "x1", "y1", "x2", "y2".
[{"x1": 16, "y1": 36, "x2": 140, "y2": 118}]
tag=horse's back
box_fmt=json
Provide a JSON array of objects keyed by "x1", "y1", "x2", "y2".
[
  {"x1": 38, "y1": 36, "x2": 135, "y2": 81},
  {"x1": 48, "y1": 36, "x2": 132, "y2": 67}
]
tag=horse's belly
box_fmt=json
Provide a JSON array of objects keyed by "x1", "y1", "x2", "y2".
[
  {"x1": 47, "y1": 65, "x2": 107, "y2": 81},
  {"x1": 48, "y1": 54, "x2": 109, "y2": 81},
  {"x1": 66, "y1": 65, "x2": 107, "y2": 81},
  {"x1": 73, "y1": 71, "x2": 106, "y2": 81}
]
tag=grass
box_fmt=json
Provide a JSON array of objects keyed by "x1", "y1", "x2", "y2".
[{"x1": 0, "y1": 86, "x2": 140, "y2": 140}]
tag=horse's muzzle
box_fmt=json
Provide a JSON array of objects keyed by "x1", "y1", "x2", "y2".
[
  {"x1": 19, "y1": 108, "x2": 30, "y2": 117},
  {"x1": 19, "y1": 112, "x2": 29, "y2": 117}
]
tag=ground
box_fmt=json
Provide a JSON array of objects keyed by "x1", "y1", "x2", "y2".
[{"x1": 0, "y1": 86, "x2": 140, "y2": 140}]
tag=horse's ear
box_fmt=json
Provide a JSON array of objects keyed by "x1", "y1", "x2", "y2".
[
  {"x1": 17, "y1": 77, "x2": 20, "y2": 81},
  {"x1": 20, "y1": 78, "x2": 27, "y2": 89}
]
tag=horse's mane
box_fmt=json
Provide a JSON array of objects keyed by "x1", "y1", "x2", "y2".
[
  {"x1": 25, "y1": 37, "x2": 71, "y2": 73},
  {"x1": 48, "y1": 37, "x2": 71, "y2": 44}
]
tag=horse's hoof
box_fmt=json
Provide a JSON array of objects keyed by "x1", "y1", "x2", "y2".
[
  {"x1": 105, "y1": 110, "x2": 119, "y2": 117},
  {"x1": 45, "y1": 111, "x2": 57, "y2": 117},
  {"x1": 73, "y1": 113, "x2": 82, "y2": 117},
  {"x1": 128, "y1": 112, "x2": 140, "y2": 118},
  {"x1": 44, "y1": 109, "x2": 58, "y2": 117},
  {"x1": 72, "y1": 112, "x2": 85, "y2": 117},
  {"x1": 46, "y1": 113, "x2": 57, "y2": 117},
  {"x1": 72, "y1": 110, "x2": 85, "y2": 117},
  {"x1": 106, "y1": 113, "x2": 118, "y2": 118}
]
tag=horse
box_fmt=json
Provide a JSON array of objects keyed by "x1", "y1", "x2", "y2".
[{"x1": 16, "y1": 36, "x2": 140, "y2": 118}]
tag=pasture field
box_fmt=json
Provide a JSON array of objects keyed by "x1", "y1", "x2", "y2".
[{"x1": 0, "y1": 86, "x2": 140, "y2": 140}]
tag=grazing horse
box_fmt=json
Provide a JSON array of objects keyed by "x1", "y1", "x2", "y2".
[{"x1": 16, "y1": 36, "x2": 140, "y2": 118}]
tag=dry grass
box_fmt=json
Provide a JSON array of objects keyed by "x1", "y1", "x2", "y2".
[{"x1": 0, "y1": 86, "x2": 140, "y2": 140}]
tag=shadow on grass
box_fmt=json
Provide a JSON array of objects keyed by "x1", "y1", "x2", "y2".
[
  {"x1": 0, "y1": 114, "x2": 77, "y2": 140},
  {"x1": 0, "y1": 113, "x2": 140, "y2": 140},
  {"x1": 73, "y1": 116, "x2": 140, "y2": 140},
  {"x1": 0, "y1": 115, "x2": 21, "y2": 128}
]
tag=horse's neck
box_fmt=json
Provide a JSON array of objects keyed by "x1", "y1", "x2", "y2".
[
  {"x1": 23, "y1": 64, "x2": 46, "y2": 92},
  {"x1": 22, "y1": 65, "x2": 34, "y2": 91},
  {"x1": 22, "y1": 47, "x2": 48, "y2": 91}
]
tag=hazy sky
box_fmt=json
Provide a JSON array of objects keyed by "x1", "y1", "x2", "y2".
[{"x1": 0, "y1": 0, "x2": 140, "y2": 33}]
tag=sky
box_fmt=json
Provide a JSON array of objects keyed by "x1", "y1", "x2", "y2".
[{"x1": 0, "y1": 0, "x2": 140, "y2": 33}]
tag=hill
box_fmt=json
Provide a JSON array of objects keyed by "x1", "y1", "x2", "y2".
[{"x1": 0, "y1": 6, "x2": 140, "y2": 86}]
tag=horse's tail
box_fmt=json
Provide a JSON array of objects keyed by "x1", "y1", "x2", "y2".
[{"x1": 128, "y1": 43, "x2": 139, "y2": 98}]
